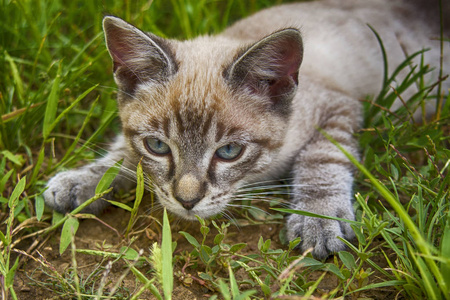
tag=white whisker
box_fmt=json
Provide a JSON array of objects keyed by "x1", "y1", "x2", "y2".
[
  {"x1": 219, "y1": 210, "x2": 240, "y2": 229},
  {"x1": 227, "y1": 204, "x2": 272, "y2": 216}
]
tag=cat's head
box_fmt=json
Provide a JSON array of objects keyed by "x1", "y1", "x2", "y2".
[{"x1": 102, "y1": 16, "x2": 303, "y2": 219}]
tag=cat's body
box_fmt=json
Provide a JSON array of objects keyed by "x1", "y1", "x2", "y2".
[{"x1": 44, "y1": 0, "x2": 449, "y2": 259}]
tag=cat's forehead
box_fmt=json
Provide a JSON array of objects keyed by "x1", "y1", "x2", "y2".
[
  {"x1": 162, "y1": 84, "x2": 252, "y2": 143},
  {"x1": 173, "y1": 36, "x2": 243, "y2": 72}
]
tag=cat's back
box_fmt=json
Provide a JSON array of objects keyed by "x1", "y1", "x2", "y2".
[{"x1": 222, "y1": 0, "x2": 447, "y2": 98}]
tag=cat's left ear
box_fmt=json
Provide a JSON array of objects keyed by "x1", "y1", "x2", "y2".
[
  {"x1": 102, "y1": 16, "x2": 177, "y2": 95},
  {"x1": 225, "y1": 29, "x2": 303, "y2": 113}
]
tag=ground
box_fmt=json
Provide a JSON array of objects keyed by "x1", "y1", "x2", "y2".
[{"x1": 10, "y1": 193, "x2": 399, "y2": 300}]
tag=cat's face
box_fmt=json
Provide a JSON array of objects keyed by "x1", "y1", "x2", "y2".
[
  {"x1": 120, "y1": 71, "x2": 287, "y2": 219},
  {"x1": 103, "y1": 16, "x2": 303, "y2": 219}
]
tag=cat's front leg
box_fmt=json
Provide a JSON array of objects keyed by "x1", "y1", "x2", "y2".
[
  {"x1": 287, "y1": 160, "x2": 356, "y2": 259},
  {"x1": 287, "y1": 96, "x2": 360, "y2": 259},
  {"x1": 44, "y1": 135, "x2": 136, "y2": 214}
]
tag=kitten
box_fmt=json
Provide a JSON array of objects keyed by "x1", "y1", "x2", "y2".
[{"x1": 44, "y1": 0, "x2": 448, "y2": 259}]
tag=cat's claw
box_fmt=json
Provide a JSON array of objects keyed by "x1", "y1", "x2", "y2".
[{"x1": 286, "y1": 208, "x2": 355, "y2": 260}]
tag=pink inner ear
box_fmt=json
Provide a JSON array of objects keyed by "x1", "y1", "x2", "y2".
[
  {"x1": 284, "y1": 55, "x2": 301, "y2": 84},
  {"x1": 109, "y1": 41, "x2": 134, "y2": 70},
  {"x1": 107, "y1": 31, "x2": 136, "y2": 68},
  {"x1": 276, "y1": 40, "x2": 302, "y2": 83},
  {"x1": 263, "y1": 35, "x2": 302, "y2": 101}
]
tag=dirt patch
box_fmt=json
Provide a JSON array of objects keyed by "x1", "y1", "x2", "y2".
[{"x1": 11, "y1": 199, "x2": 397, "y2": 299}]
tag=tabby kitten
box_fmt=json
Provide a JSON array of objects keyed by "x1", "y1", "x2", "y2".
[{"x1": 44, "y1": 0, "x2": 448, "y2": 259}]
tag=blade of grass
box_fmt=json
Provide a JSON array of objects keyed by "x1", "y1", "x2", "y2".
[
  {"x1": 59, "y1": 216, "x2": 80, "y2": 254},
  {"x1": 47, "y1": 84, "x2": 98, "y2": 137},
  {"x1": 128, "y1": 264, "x2": 162, "y2": 300},
  {"x1": 304, "y1": 271, "x2": 326, "y2": 297},
  {"x1": 161, "y1": 208, "x2": 173, "y2": 300},
  {"x1": 4, "y1": 51, "x2": 25, "y2": 105},
  {"x1": 8, "y1": 176, "x2": 26, "y2": 210},
  {"x1": 35, "y1": 195, "x2": 45, "y2": 221},
  {"x1": 228, "y1": 265, "x2": 240, "y2": 299},
  {"x1": 105, "y1": 200, "x2": 132, "y2": 212},
  {"x1": 348, "y1": 280, "x2": 408, "y2": 294},
  {"x1": 1, "y1": 101, "x2": 46, "y2": 123},
  {"x1": 218, "y1": 279, "x2": 231, "y2": 300},
  {"x1": 43, "y1": 62, "x2": 62, "y2": 139},
  {"x1": 367, "y1": 25, "x2": 388, "y2": 95},
  {"x1": 441, "y1": 210, "x2": 450, "y2": 289},
  {"x1": 0, "y1": 169, "x2": 14, "y2": 195},
  {"x1": 95, "y1": 159, "x2": 123, "y2": 194},
  {"x1": 125, "y1": 161, "x2": 144, "y2": 237},
  {"x1": 272, "y1": 207, "x2": 360, "y2": 226},
  {"x1": 75, "y1": 249, "x2": 145, "y2": 261},
  {"x1": 28, "y1": 147, "x2": 45, "y2": 188}
]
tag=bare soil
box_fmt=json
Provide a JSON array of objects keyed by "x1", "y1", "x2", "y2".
[{"x1": 11, "y1": 197, "x2": 399, "y2": 299}]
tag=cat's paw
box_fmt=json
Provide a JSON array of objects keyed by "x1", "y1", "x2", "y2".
[
  {"x1": 286, "y1": 206, "x2": 355, "y2": 260},
  {"x1": 44, "y1": 169, "x2": 107, "y2": 214}
]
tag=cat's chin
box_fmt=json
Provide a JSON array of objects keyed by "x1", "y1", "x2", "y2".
[
  {"x1": 166, "y1": 207, "x2": 215, "y2": 221},
  {"x1": 159, "y1": 201, "x2": 218, "y2": 221}
]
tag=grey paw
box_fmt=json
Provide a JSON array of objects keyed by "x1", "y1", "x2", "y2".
[
  {"x1": 286, "y1": 208, "x2": 355, "y2": 260},
  {"x1": 44, "y1": 169, "x2": 108, "y2": 214}
]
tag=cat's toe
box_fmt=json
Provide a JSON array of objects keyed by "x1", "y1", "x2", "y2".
[
  {"x1": 286, "y1": 214, "x2": 355, "y2": 260},
  {"x1": 44, "y1": 170, "x2": 98, "y2": 214}
]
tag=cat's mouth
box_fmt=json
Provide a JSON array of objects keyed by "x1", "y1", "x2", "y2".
[
  {"x1": 163, "y1": 201, "x2": 221, "y2": 220},
  {"x1": 155, "y1": 189, "x2": 230, "y2": 220}
]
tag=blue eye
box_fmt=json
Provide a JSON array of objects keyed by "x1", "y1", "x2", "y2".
[
  {"x1": 215, "y1": 144, "x2": 243, "y2": 160},
  {"x1": 145, "y1": 138, "x2": 171, "y2": 155}
]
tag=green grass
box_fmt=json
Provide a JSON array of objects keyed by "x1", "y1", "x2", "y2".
[{"x1": 1, "y1": 0, "x2": 449, "y2": 299}]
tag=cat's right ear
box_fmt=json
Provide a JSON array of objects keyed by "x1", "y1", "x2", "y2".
[
  {"x1": 225, "y1": 29, "x2": 303, "y2": 115},
  {"x1": 102, "y1": 16, "x2": 177, "y2": 94}
]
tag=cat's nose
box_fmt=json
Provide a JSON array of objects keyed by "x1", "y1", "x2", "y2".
[
  {"x1": 175, "y1": 196, "x2": 202, "y2": 210},
  {"x1": 174, "y1": 173, "x2": 205, "y2": 210}
]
